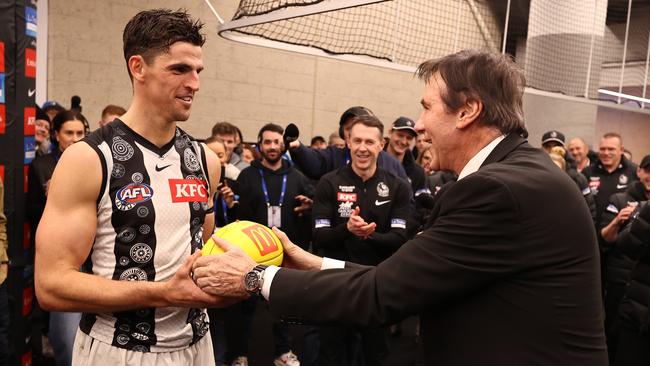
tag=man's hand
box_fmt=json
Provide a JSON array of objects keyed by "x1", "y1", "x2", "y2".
[
  {"x1": 272, "y1": 227, "x2": 322, "y2": 271},
  {"x1": 294, "y1": 195, "x2": 313, "y2": 216},
  {"x1": 192, "y1": 236, "x2": 256, "y2": 298},
  {"x1": 163, "y1": 252, "x2": 238, "y2": 308},
  {"x1": 346, "y1": 207, "x2": 376, "y2": 239},
  {"x1": 615, "y1": 205, "x2": 636, "y2": 224},
  {"x1": 219, "y1": 182, "x2": 236, "y2": 209}
]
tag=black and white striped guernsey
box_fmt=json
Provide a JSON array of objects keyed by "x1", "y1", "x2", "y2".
[{"x1": 79, "y1": 120, "x2": 211, "y2": 352}]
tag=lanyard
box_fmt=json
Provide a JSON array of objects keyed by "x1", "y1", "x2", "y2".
[
  {"x1": 220, "y1": 196, "x2": 229, "y2": 223},
  {"x1": 344, "y1": 148, "x2": 351, "y2": 165},
  {"x1": 259, "y1": 169, "x2": 287, "y2": 207}
]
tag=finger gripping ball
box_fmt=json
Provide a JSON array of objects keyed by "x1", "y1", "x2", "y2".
[{"x1": 201, "y1": 220, "x2": 283, "y2": 266}]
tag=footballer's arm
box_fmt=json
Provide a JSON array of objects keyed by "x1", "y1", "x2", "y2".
[{"x1": 35, "y1": 142, "x2": 226, "y2": 313}]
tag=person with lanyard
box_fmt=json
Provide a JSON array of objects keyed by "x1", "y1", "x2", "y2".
[
  {"x1": 230, "y1": 123, "x2": 314, "y2": 366},
  {"x1": 28, "y1": 109, "x2": 86, "y2": 366}
]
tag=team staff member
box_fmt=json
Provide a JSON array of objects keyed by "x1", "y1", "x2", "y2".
[
  {"x1": 598, "y1": 154, "x2": 650, "y2": 361},
  {"x1": 192, "y1": 49, "x2": 607, "y2": 366},
  {"x1": 35, "y1": 9, "x2": 231, "y2": 366},
  {"x1": 384, "y1": 117, "x2": 428, "y2": 197},
  {"x1": 583, "y1": 132, "x2": 638, "y2": 226},
  {"x1": 311, "y1": 115, "x2": 411, "y2": 365},
  {"x1": 287, "y1": 106, "x2": 408, "y2": 181}
]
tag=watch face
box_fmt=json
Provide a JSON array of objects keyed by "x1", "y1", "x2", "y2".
[{"x1": 244, "y1": 271, "x2": 260, "y2": 293}]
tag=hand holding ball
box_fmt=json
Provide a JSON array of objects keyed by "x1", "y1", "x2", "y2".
[{"x1": 202, "y1": 221, "x2": 283, "y2": 266}]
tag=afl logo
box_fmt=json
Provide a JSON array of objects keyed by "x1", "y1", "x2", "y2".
[{"x1": 115, "y1": 183, "x2": 154, "y2": 211}]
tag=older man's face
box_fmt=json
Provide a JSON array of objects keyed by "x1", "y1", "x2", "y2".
[
  {"x1": 414, "y1": 74, "x2": 458, "y2": 172},
  {"x1": 599, "y1": 136, "x2": 623, "y2": 170},
  {"x1": 568, "y1": 138, "x2": 588, "y2": 163}
]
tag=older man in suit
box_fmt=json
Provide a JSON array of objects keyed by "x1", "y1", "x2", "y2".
[{"x1": 193, "y1": 50, "x2": 607, "y2": 365}]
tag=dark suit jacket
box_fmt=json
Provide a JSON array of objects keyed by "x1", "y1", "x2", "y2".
[{"x1": 269, "y1": 135, "x2": 607, "y2": 365}]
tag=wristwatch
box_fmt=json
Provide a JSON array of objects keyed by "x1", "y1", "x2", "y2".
[{"x1": 244, "y1": 264, "x2": 268, "y2": 294}]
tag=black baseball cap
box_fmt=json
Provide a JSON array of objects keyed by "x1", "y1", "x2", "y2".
[
  {"x1": 391, "y1": 117, "x2": 417, "y2": 136},
  {"x1": 541, "y1": 130, "x2": 565, "y2": 146},
  {"x1": 640, "y1": 154, "x2": 650, "y2": 169},
  {"x1": 339, "y1": 106, "x2": 374, "y2": 126}
]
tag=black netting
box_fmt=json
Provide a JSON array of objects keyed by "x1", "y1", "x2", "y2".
[{"x1": 224, "y1": 0, "x2": 650, "y2": 108}]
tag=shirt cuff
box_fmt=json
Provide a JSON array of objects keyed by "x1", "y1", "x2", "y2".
[
  {"x1": 321, "y1": 257, "x2": 345, "y2": 270},
  {"x1": 261, "y1": 265, "x2": 280, "y2": 300}
]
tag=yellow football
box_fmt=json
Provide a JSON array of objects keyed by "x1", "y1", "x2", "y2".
[{"x1": 201, "y1": 220, "x2": 283, "y2": 266}]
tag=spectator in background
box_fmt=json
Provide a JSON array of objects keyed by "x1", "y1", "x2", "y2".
[
  {"x1": 568, "y1": 137, "x2": 592, "y2": 173},
  {"x1": 212, "y1": 121, "x2": 250, "y2": 171},
  {"x1": 0, "y1": 179, "x2": 8, "y2": 366},
  {"x1": 547, "y1": 146, "x2": 596, "y2": 223},
  {"x1": 310, "y1": 135, "x2": 327, "y2": 150},
  {"x1": 598, "y1": 154, "x2": 650, "y2": 362},
  {"x1": 613, "y1": 201, "x2": 650, "y2": 366},
  {"x1": 98, "y1": 104, "x2": 127, "y2": 127},
  {"x1": 328, "y1": 132, "x2": 345, "y2": 149},
  {"x1": 35, "y1": 106, "x2": 51, "y2": 156},
  {"x1": 385, "y1": 117, "x2": 427, "y2": 196},
  {"x1": 240, "y1": 143, "x2": 259, "y2": 165},
  {"x1": 413, "y1": 131, "x2": 431, "y2": 159},
  {"x1": 583, "y1": 132, "x2": 638, "y2": 229},
  {"x1": 417, "y1": 146, "x2": 456, "y2": 196},
  {"x1": 206, "y1": 136, "x2": 241, "y2": 182},
  {"x1": 233, "y1": 123, "x2": 313, "y2": 366},
  {"x1": 308, "y1": 115, "x2": 411, "y2": 365},
  {"x1": 28, "y1": 110, "x2": 86, "y2": 366},
  {"x1": 541, "y1": 130, "x2": 565, "y2": 153},
  {"x1": 41, "y1": 100, "x2": 65, "y2": 122},
  {"x1": 287, "y1": 106, "x2": 408, "y2": 182}
]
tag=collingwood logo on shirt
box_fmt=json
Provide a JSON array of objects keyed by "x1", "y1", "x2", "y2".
[{"x1": 377, "y1": 182, "x2": 389, "y2": 197}]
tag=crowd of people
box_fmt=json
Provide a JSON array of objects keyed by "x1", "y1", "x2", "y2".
[{"x1": 0, "y1": 7, "x2": 646, "y2": 366}]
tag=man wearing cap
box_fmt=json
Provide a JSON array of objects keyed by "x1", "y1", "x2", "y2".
[
  {"x1": 41, "y1": 100, "x2": 65, "y2": 122},
  {"x1": 597, "y1": 154, "x2": 649, "y2": 361},
  {"x1": 385, "y1": 117, "x2": 427, "y2": 197},
  {"x1": 35, "y1": 107, "x2": 51, "y2": 156},
  {"x1": 287, "y1": 106, "x2": 408, "y2": 181},
  {"x1": 541, "y1": 130, "x2": 566, "y2": 152}
]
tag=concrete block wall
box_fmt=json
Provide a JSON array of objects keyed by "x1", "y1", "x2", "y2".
[{"x1": 46, "y1": 0, "x2": 422, "y2": 142}]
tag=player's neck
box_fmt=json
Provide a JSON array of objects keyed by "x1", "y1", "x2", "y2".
[
  {"x1": 261, "y1": 158, "x2": 282, "y2": 171},
  {"x1": 120, "y1": 101, "x2": 177, "y2": 148},
  {"x1": 352, "y1": 164, "x2": 377, "y2": 182}
]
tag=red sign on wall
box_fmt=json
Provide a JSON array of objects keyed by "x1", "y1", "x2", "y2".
[
  {"x1": 24, "y1": 107, "x2": 35, "y2": 135},
  {"x1": 0, "y1": 104, "x2": 5, "y2": 134},
  {"x1": 25, "y1": 48, "x2": 36, "y2": 78}
]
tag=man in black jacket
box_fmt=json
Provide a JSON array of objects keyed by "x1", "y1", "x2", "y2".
[
  {"x1": 193, "y1": 50, "x2": 607, "y2": 365},
  {"x1": 311, "y1": 115, "x2": 412, "y2": 365},
  {"x1": 233, "y1": 123, "x2": 313, "y2": 366},
  {"x1": 287, "y1": 106, "x2": 409, "y2": 182},
  {"x1": 613, "y1": 201, "x2": 650, "y2": 366},
  {"x1": 599, "y1": 154, "x2": 650, "y2": 361}
]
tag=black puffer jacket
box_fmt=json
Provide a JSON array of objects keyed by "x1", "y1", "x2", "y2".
[{"x1": 617, "y1": 202, "x2": 650, "y2": 333}]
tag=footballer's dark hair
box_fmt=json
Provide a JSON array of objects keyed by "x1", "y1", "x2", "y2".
[{"x1": 123, "y1": 9, "x2": 205, "y2": 79}]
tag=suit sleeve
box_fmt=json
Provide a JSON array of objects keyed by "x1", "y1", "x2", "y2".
[
  {"x1": 289, "y1": 144, "x2": 334, "y2": 180},
  {"x1": 312, "y1": 177, "x2": 350, "y2": 249},
  {"x1": 269, "y1": 174, "x2": 524, "y2": 327},
  {"x1": 367, "y1": 179, "x2": 411, "y2": 250}
]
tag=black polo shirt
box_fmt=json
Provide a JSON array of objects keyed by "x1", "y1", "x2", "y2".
[{"x1": 583, "y1": 157, "x2": 638, "y2": 225}]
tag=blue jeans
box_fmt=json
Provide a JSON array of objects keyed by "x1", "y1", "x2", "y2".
[
  {"x1": 49, "y1": 311, "x2": 81, "y2": 366},
  {"x1": 0, "y1": 281, "x2": 9, "y2": 365}
]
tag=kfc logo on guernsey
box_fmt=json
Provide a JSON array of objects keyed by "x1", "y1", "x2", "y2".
[
  {"x1": 337, "y1": 192, "x2": 357, "y2": 202},
  {"x1": 115, "y1": 183, "x2": 154, "y2": 211},
  {"x1": 169, "y1": 179, "x2": 208, "y2": 203}
]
